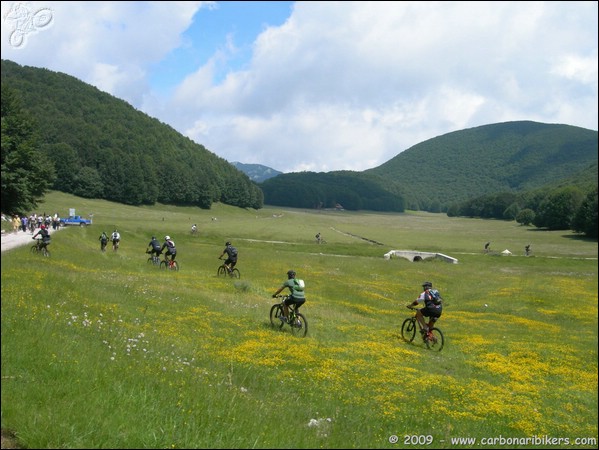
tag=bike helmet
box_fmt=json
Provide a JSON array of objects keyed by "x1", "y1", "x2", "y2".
[
  {"x1": 165, "y1": 235, "x2": 171, "y2": 240},
  {"x1": 40, "y1": 225, "x2": 46, "y2": 229},
  {"x1": 226, "y1": 241, "x2": 231, "y2": 246},
  {"x1": 287, "y1": 270, "x2": 296, "y2": 278},
  {"x1": 422, "y1": 281, "x2": 433, "y2": 288},
  {"x1": 151, "y1": 236, "x2": 156, "y2": 240}
]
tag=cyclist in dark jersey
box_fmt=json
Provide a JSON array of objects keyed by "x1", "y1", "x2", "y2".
[
  {"x1": 32, "y1": 224, "x2": 51, "y2": 251},
  {"x1": 219, "y1": 241, "x2": 238, "y2": 273}
]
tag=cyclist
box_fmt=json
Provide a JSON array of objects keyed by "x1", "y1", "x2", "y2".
[
  {"x1": 111, "y1": 229, "x2": 120, "y2": 250},
  {"x1": 272, "y1": 270, "x2": 306, "y2": 323},
  {"x1": 191, "y1": 224, "x2": 198, "y2": 234},
  {"x1": 147, "y1": 235, "x2": 162, "y2": 259},
  {"x1": 218, "y1": 241, "x2": 238, "y2": 274},
  {"x1": 408, "y1": 281, "x2": 442, "y2": 335},
  {"x1": 32, "y1": 224, "x2": 51, "y2": 252},
  {"x1": 99, "y1": 231, "x2": 108, "y2": 252},
  {"x1": 161, "y1": 235, "x2": 177, "y2": 262}
]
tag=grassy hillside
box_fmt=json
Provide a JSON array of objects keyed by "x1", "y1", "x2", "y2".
[{"x1": 2, "y1": 192, "x2": 597, "y2": 448}]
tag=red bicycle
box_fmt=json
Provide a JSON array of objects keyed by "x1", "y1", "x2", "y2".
[
  {"x1": 160, "y1": 257, "x2": 179, "y2": 271},
  {"x1": 401, "y1": 306, "x2": 444, "y2": 351}
]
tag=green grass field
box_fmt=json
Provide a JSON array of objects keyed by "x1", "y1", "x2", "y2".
[{"x1": 2, "y1": 191, "x2": 597, "y2": 449}]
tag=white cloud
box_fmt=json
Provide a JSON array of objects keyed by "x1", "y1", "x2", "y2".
[{"x1": 2, "y1": 1, "x2": 597, "y2": 173}]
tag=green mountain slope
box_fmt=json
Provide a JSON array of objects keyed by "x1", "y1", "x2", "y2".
[
  {"x1": 367, "y1": 121, "x2": 598, "y2": 209},
  {"x1": 261, "y1": 121, "x2": 597, "y2": 211},
  {"x1": 1, "y1": 59, "x2": 263, "y2": 210}
]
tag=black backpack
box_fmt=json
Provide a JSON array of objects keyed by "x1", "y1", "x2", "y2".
[{"x1": 229, "y1": 246, "x2": 238, "y2": 257}]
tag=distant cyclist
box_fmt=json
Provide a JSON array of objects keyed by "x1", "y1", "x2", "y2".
[
  {"x1": 161, "y1": 235, "x2": 177, "y2": 262},
  {"x1": 218, "y1": 241, "x2": 238, "y2": 274},
  {"x1": 99, "y1": 231, "x2": 108, "y2": 252},
  {"x1": 111, "y1": 230, "x2": 120, "y2": 250},
  {"x1": 147, "y1": 235, "x2": 162, "y2": 259},
  {"x1": 191, "y1": 224, "x2": 198, "y2": 235},
  {"x1": 32, "y1": 224, "x2": 51, "y2": 251}
]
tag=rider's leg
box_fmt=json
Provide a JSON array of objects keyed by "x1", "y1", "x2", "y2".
[
  {"x1": 281, "y1": 299, "x2": 291, "y2": 321},
  {"x1": 416, "y1": 310, "x2": 428, "y2": 332}
]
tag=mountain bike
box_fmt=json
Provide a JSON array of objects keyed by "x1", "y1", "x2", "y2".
[
  {"x1": 160, "y1": 257, "x2": 179, "y2": 271},
  {"x1": 30, "y1": 238, "x2": 50, "y2": 257},
  {"x1": 112, "y1": 238, "x2": 119, "y2": 252},
  {"x1": 401, "y1": 306, "x2": 444, "y2": 351},
  {"x1": 217, "y1": 259, "x2": 240, "y2": 278},
  {"x1": 269, "y1": 295, "x2": 308, "y2": 337},
  {"x1": 146, "y1": 250, "x2": 161, "y2": 266}
]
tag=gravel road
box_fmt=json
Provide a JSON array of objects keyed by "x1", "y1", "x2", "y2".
[{"x1": 1, "y1": 228, "x2": 58, "y2": 253}]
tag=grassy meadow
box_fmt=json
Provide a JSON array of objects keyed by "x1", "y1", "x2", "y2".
[{"x1": 1, "y1": 191, "x2": 597, "y2": 449}]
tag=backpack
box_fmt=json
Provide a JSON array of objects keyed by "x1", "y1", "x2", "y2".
[
  {"x1": 229, "y1": 246, "x2": 238, "y2": 257},
  {"x1": 294, "y1": 279, "x2": 305, "y2": 291},
  {"x1": 427, "y1": 289, "x2": 442, "y2": 305},
  {"x1": 166, "y1": 239, "x2": 176, "y2": 249}
]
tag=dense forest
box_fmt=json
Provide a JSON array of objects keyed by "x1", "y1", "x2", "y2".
[{"x1": 1, "y1": 59, "x2": 263, "y2": 211}]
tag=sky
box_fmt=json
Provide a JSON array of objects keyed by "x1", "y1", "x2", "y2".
[{"x1": 1, "y1": 1, "x2": 597, "y2": 174}]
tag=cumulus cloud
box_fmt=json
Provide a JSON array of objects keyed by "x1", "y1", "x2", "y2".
[{"x1": 2, "y1": 1, "x2": 597, "y2": 173}]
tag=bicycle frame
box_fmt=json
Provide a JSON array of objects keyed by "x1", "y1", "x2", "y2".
[
  {"x1": 401, "y1": 306, "x2": 444, "y2": 351},
  {"x1": 160, "y1": 256, "x2": 179, "y2": 271},
  {"x1": 269, "y1": 295, "x2": 308, "y2": 337},
  {"x1": 217, "y1": 259, "x2": 240, "y2": 278},
  {"x1": 31, "y1": 239, "x2": 50, "y2": 256}
]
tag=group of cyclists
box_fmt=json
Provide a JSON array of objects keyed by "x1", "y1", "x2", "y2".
[
  {"x1": 98, "y1": 230, "x2": 122, "y2": 252},
  {"x1": 146, "y1": 235, "x2": 177, "y2": 262},
  {"x1": 91, "y1": 226, "x2": 444, "y2": 337}
]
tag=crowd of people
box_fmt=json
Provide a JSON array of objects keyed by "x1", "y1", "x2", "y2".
[{"x1": 10, "y1": 212, "x2": 61, "y2": 234}]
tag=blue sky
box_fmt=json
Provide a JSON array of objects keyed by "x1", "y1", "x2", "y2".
[
  {"x1": 1, "y1": 1, "x2": 597, "y2": 173},
  {"x1": 149, "y1": 2, "x2": 294, "y2": 94}
]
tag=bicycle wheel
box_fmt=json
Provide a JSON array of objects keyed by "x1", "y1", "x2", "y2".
[
  {"x1": 425, "y1": 328, "x2": 444, "y2": 351},
  {"x1": 30, "y1": 245, "x2": 39, "y2": 254},
  {"x1": 269, "y1": 304, "x2": 285, "y2": 329},
  {"x1": 230, "y1": 268, "x2": 240, "y2": 278},
  {"x1": 160, "y1": 260, "x2": 168, "y2": 270},
  {"x1": 401, "y1": 318, "x2": 416, "y2": 342},
  {"x1": 147, "y1": 257, "x2": 154, "y2": 265},
  {"x1": 290, "y1": 313, "x2": 308, "y2": 337},
  {"x1": 217, "y1": 265, "x2": 227, "y2": 277},
  {"x1": 42, "y1": 247, "x2": 50, "y2": 257}
]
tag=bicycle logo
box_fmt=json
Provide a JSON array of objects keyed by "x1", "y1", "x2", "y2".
[{"x1": 4, "y1": 2, "x2": 54, "y2": 48}]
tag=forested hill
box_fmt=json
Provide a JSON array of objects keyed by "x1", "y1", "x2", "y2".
[
  {"x1": 1, "y1": 59, "x2": 263, "y2": 210},
  {"x1": 261, "y1": 121, "x2": 597, "y2": 212},
  {"x1": 367, "y1": 121, "x2": 598, "y2": 210}
]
